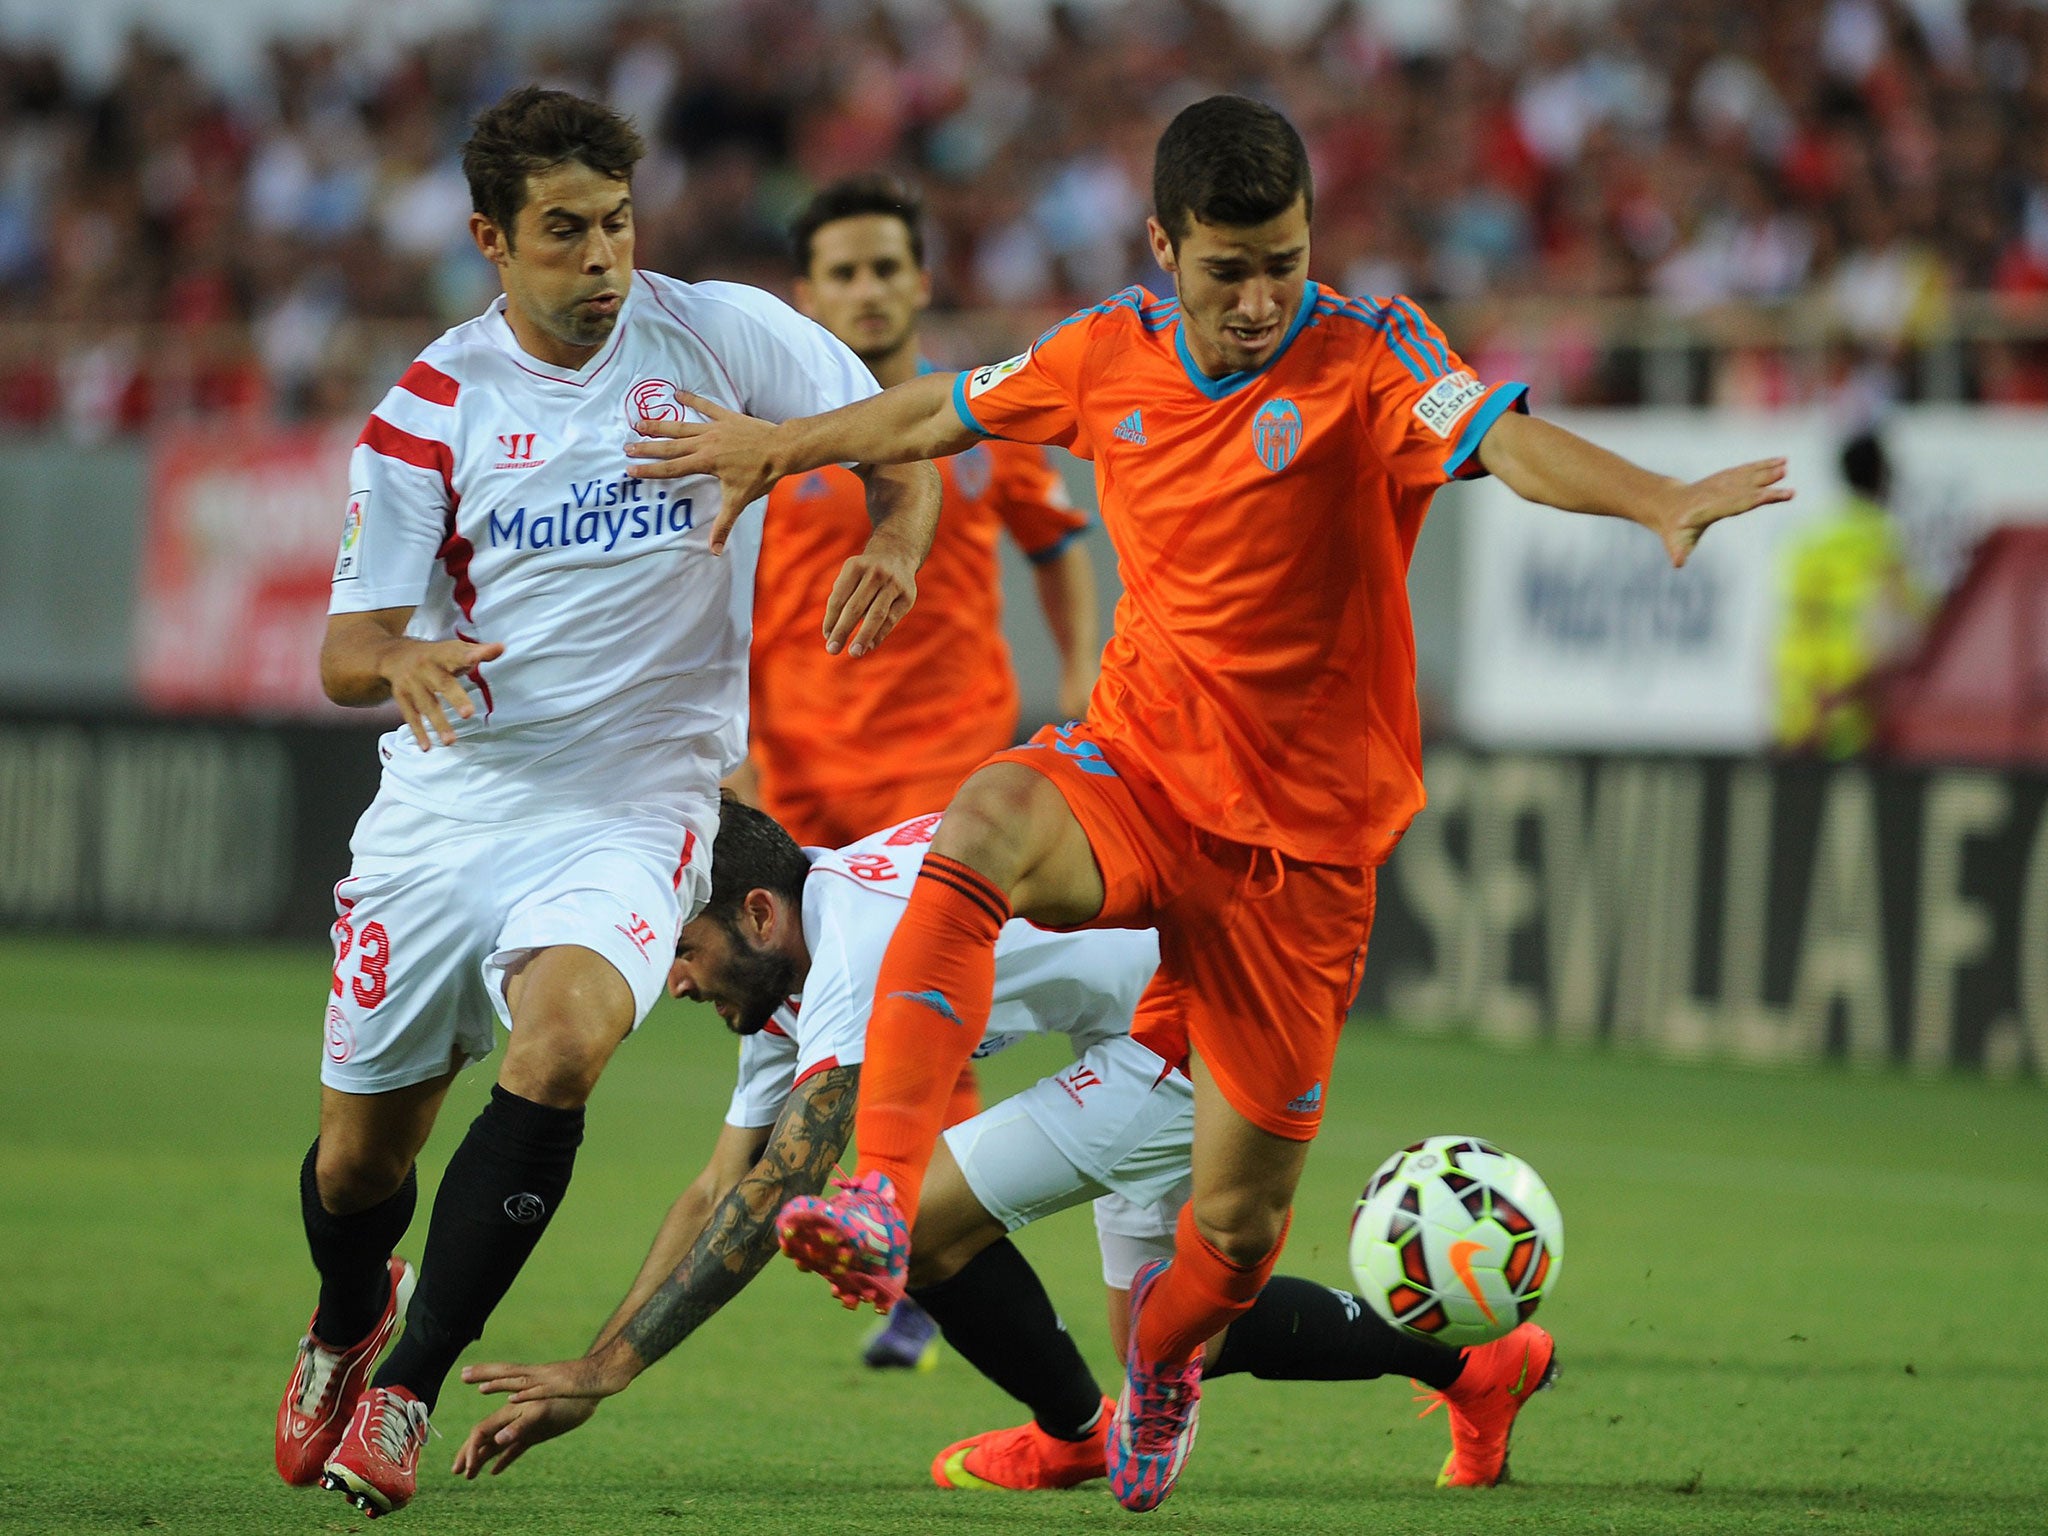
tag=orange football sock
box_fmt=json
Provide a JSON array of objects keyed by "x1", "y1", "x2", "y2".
[
  {"x1": 852, "y1": 853, "x2": 1010, "y2": 1219},
  {"x1": 940, "y1": 1060, "x2": 984, "y2": 1130},
  {"x1": 1136, "y1": 1203, "x2": 1293, "y2": 1368}
]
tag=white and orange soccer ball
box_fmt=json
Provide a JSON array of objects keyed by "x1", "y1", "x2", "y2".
[{"x1": 1348, "y1": 1135, "x2": 1563, "y2": 1349}]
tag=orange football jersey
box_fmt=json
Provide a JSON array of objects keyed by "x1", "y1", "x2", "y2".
[
  {"x1": 952, "y1": 282, "x2": 1527, "y2": 867},
  {"x1": 749, "y1": 435, "x2": 1085, "y2": 823}
]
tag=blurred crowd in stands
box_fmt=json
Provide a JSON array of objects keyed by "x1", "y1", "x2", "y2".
[{"x1": 4, "y1": 0, "x2": 2048, "y2": 434}]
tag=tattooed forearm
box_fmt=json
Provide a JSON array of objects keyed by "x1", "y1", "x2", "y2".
[{"x1": 619, "y1": 1063, "x2": 860, "y2": 1368}]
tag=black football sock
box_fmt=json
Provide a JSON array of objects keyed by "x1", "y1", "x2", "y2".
[
  {"x1": 373, "y1": 1086, "x2": 584, "y2": 1410},
  {"x1": 1208, "y1": 1275, "x2": 1466, "y2": 1391},
  {"x1": 299, "y1": 1140, "x2": 416, "y2": 1350},
  {"x1": 909, "y1": 1238, "x2": 1106, "y2": 1441}
]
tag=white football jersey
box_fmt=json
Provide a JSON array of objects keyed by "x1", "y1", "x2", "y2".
[
  {"x1": 330, "y1": 271, "x2": 879, "y2": 823},
  {"x1": 725, "y1": 815, "x2": 1162, "y2": 1128}
]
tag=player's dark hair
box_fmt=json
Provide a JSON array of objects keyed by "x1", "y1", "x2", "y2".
[
  {"x1": 702, "y1": 794, "x2": 811, "y2": 929},
  {"x1": 462, "y1": 85, "x2": 645, "y2": 243},
  {"x1": 1840, "y1": 430, "x2": 1891, "y2": 503},
  {"x1": 791, "y1": 173, "x2": 927, "y2": 274},
  {"x1": 1152, "y1": 95, "x2": 1313, "y2": 246}
]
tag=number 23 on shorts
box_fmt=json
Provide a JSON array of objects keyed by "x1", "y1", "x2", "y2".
[{"x1": 332, "y1": 916, "x2": 392, "y2": 1010}]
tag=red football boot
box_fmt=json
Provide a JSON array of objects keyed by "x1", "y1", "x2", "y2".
[
  {"x1": 321, "y1": 1385, "x2": 432, "y2": 1518},
  {"x1": 275, "y1": 1258, "x2": 414, "y2": 1486}
]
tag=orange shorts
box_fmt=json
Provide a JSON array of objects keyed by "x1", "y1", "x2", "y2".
[
  {"x1": 991, "y1": 722, "x2": 1376, "y2": 1141},
  {"x1": 761, "y1": 770, "x2": 964, "y2": 851}
]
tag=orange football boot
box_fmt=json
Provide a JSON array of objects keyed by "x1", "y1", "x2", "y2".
[
  {"x1": 1418, "y1": 1322, "x2": 1557, "y2": 1487},
  {"x1": 931, "y1": 1397, "x2": 1113, "y2": 1491}
]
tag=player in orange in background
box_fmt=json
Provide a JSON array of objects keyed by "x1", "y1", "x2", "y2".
[
  {"x1": 737, "y1": 176, "x2": 1100, "y2": 1370},
  {"x1": 630, "y1": 96, "x2": 1792, "y2": 1511},
  {"x1": 740, "y1": 175, "x2": 1098, "y2": 853}
]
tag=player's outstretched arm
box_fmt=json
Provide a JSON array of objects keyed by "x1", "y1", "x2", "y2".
[
  {"x1": 1475, "y1": 410, "x2": 1794, "y2": 568},
  {"x1": 625, "y1": 372, "x2": 976, "y2": 548},
  {"x1": 452, "y1": 1121, "x2": 769, "y2": 1479},
  {"x1": 319, "y1": 609, "x2": 505, "y2": 751},
  {"x1": 459, "y1": 1064, "x2": 861, "y2": 1417},
  {"x1": 588, "y1": 1122, "x2": 773, "y2": 1354}
]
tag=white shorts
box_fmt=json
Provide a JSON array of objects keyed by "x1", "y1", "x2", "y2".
[
  {"x1": 942, "y1": 1033, "x2": 1193, "y2": 1274},
  {"x1": 319, "y1": 791, "x2": 712, "y2": 1094},
  {"x1": 1092, "y1": 1186, "x2": 1190, "y2": 1289}
]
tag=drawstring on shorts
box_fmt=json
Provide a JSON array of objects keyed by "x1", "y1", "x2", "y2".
[{"x1": 1243, "y1": 844, "x2": 1287, "y2": 900}]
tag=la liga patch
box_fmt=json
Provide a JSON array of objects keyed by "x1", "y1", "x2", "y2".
[
  {"x1": 967, "y1": 351, "x2": 1030, "y2": 398},
  {"x1": 334, "y1": 491, "x2": 368, "y2": 581}
]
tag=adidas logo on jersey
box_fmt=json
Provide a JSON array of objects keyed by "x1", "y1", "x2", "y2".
[
  {"x1": 1113, "y1": 409, "x2": 1147, "y2": 446},
  {"x1": 1286, "y1": 1081, "x2": 1323, "y2": 1114}
]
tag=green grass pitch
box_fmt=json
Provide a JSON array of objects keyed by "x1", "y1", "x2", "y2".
[{"x1": 1, "y1": 935, "x2": 2043, "y2": 1535}]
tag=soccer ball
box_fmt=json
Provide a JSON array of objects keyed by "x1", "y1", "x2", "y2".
[{"x1": 1348, "y1": 1135, "x2": 1563, "y2": 1349}]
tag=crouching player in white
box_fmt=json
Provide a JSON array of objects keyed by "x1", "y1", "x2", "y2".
[
  {"x1": 275, "y1": 87, "x2": 939, "y2": 1520},
  {"x1": 445, "y1": 802, "x2": 1554, "y2": 1494}
]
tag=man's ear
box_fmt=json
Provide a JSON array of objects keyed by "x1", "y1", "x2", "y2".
[
  {"x1": 471, "y1": 212, "x2": 511, "y2": 267},
  {"x1": 1146, "y1": 215, "x2": 1178, "y2": 276},
  {"x1": 740, "y1": 887, "x2": 780, "y2": 943}
]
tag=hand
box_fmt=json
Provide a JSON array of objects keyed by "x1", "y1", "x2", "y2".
[
  {"x1": 376, "y1": 637, "x2": 505, "y2": 750},
  {"x1": 1649, "y1": 458, "x2": 1793, "y2": 567},
  {"x1": 449, "y1": 1396, "x2": 597, "y2": 1480},
  {"x1": 824, "y1": 534, "x2": 919, "y2": 657},
  {"x1": 624, "y1": 395, "x2": 784, "y2": 555},
  {"x1": 461, "y1": 1351, "x2": 636, "y2": 1406}
]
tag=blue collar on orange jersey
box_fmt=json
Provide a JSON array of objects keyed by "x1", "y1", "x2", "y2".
[{"x1": 1173, "y1": 286, "x2": 1317, "y2": 401}]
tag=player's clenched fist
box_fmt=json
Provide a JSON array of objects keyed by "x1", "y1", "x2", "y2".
[{"x1": 377, "y1": 637, "x2": 506, "y2": 751}]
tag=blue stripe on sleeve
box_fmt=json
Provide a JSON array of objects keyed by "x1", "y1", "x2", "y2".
[
  {"x1": 1325, "y1": 296, "x2": 1428, "y2": 382},
  {"x1": 1393, "y1": 297, "x2": 1452, "y2": 375},
  {"x1": 1378, "y1": 316, "x2": 1431, "y2": 383},
  {"x1": 1387, "y1": 300, "x2": 1446, "y2": 379},
  {"x1": 951, "y1": 370, "x2": 993, "y2": 437},
  {"x1": 1443, "y1": 382, "x2": 1529, "y2": 479}
]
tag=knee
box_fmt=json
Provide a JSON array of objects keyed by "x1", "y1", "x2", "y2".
[
  {"x1": 1189, "y1": 1190, "x2": 1290, "y2": 1269},
  {"x1": 503, "y1": 980, "x2": 632, "y2": 1107},
  {"x1": 315, "y1": 1142, "x2": 411, "y2": 1215},
  {"x1": 499, "y1": 1028, "x2": 610, "y2": 1108}
]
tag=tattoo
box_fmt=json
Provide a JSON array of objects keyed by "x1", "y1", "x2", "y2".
[{"x1": 621, "y1": 1063, "x2": 860, "y2": 1367}]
